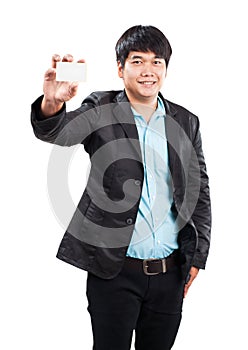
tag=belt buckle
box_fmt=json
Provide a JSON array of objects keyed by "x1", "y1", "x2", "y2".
[{"x1": 143, "y1": 258, "x2": 167, "y2": 276}]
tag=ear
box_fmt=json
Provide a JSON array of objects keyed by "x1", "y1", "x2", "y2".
[{"x1": 117, "y1": 61, "x2": 123, "y2": 78}]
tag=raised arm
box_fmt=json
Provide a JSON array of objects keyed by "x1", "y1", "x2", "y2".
[
  {"x1": 41, "y1": 54, "x2": 85, "y2": 117},
  {"x1": 31, "y1": 55, "x2": 102, "y2": 146}
]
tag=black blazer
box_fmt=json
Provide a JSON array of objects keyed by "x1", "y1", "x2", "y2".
[{"x1": 31, "y1": 90, "x2": 211, "y2": 280}]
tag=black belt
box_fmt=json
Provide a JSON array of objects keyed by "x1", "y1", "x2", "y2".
[{"x1": 125, "y1": 251, "x2": 179, "y2": 276}]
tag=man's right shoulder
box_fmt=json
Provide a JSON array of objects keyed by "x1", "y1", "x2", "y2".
[{"x1": 83, "y1": 90, "x2": 125, "y2": 106}]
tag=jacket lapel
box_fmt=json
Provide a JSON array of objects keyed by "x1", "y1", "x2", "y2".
[
  {"x1": 113, "y1": 91, "x2": 138, "y2": 136},
  {"x1": 112, "y1": 91, "x2": 142, "y2": 161},
  {"x1": 162, "y1": 96, "x2": 179, "y2": 174}
]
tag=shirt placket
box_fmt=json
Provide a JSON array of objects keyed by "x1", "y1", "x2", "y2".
[
  {"x1": 137, "y1": 120, "x2": 154, "y2": 234},
  {"x1": 144, "y1": 124, "x2": 158, "y2": 255}
]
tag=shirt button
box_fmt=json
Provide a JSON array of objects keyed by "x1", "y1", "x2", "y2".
[
  {"x1": 134, "y1": 179, "x2": 141, "y2": 186},
  {"x1": 126, "y1": 218, "x2": 133, "y2": 225}
]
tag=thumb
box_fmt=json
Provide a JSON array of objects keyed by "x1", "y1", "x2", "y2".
[{"x1": 69, "y1": 82, "x2": 79, "y2": 97}]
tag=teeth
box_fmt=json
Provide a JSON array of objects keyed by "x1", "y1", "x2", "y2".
[{"x1": 141, "y1": 82, "x2": 154, "y2": 85}]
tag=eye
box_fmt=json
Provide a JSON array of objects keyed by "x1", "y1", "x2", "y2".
[
  {"x1": 154, "y1": 60, "x2": 163, "y2": 65},
  {"x1": 132, "y1": 60, "x2": 142, "y2": 65}
]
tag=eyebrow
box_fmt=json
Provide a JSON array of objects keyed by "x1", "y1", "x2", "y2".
[
  {"x1": 129, "y1": 55, "x2": 164, "y2": 60},
  {"x1": 130, "y1": 55, "x2": 143, "y2": 59}
]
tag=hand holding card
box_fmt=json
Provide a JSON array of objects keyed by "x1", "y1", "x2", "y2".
[{"x1": 41, "y1": 55, "x2": 86, "y2": 116}]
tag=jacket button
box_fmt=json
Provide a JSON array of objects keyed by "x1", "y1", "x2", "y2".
[
  {"x1": 134, "y1": 179, "x2": 141, "y2": 186},
  {"x1": 126, "y1": 218, "x2": 133, "y2": 225}
]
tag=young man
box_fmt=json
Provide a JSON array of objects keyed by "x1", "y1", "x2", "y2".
[{"x1": 31, "y1": 25, "x2": 211, "y2": 350}]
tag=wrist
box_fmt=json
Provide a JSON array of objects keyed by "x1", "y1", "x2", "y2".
[{"x1": 41, "y1": 96, "x2": 64, "y2": 117}]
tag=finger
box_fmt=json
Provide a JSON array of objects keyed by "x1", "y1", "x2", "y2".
[
  {"x1": 44, "y1": 68, "x2": 56, "y2": 81},
  {"x1": 184, "y1": 284, "x2": 189, "y2": 298},
  {"x1": 183, "y1": 271, "x2": 197, "y2": 298},
  {"x1": 184, "y1": 278, "x2": 193, "y2": 297},
  {"x1": 77, "y1": 58, "x2": 86, "y2": 63},
  {"x1": 52, "y1": 54, "x2": 61, "y2": 68},
  {"x1": 62, "y1": 54, "x2": 74, "y2": 62},
  {"x1": 183, "y1": 278, "x2": 192, "y2": 298}
]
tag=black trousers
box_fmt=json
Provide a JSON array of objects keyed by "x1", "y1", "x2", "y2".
[{"x1": 86, "y1": 256, "x2": 185, "y2": 350}]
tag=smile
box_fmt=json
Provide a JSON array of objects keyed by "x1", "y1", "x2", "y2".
[{"x1": 138, "y1": 81, "x2": 156, "y2": 85}]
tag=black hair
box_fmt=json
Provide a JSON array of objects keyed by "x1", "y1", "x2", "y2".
[{"x1": 115, "y1": 25, "x2": 172, "y2": 68}]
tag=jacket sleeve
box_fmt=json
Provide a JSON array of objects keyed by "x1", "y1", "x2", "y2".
[
  {"x1": 31, "y1": 94, "x2": 101, "y2": 146},
  {"x1": 190, "y1": 117, "x2": 211, "y2": 269}
]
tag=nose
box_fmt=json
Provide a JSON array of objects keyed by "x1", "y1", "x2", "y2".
[
  {"x1": 140, "y1": 63, "x2": 155, "y2": 76},
  {"x1": 141, "y1": 71, "x2": 154, "y2": 77}
]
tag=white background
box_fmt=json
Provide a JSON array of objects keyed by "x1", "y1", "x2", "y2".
[{"x1": 1, "y1": 0, "x2": 248, "y2": 349}]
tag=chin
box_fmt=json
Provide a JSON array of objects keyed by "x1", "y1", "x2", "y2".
[{"x1": 140, "y1": 91, "x2": 157, "y2": 99}]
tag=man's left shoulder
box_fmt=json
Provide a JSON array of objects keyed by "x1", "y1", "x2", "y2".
[
  {"x1": 167, "y1": 99, "x2": 198, "y2": 120},
  {"x1": 159, "y1": 94, "x2": 199, "y2": 122}
]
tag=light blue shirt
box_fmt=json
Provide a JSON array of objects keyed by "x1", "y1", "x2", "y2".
[{"x1": 126, "y1": 97, "x2": 179, "y2": 259}]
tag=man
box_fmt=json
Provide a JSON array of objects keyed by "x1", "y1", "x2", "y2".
[{"x1": 31, "y1": 25, "x2": 211, "y2": 350}]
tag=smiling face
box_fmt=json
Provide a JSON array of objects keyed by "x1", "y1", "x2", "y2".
[{"x1": 118, "y1": 51, "x2": 167, "y2": 107}]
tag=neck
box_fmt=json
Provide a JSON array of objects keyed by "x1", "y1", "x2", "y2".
[
  {"x1": 126, "y1": 94, "x2": 158, "y2": 123},
  {"x1": 131, "y1": 103, "x2": 157, "y2": 123}
]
